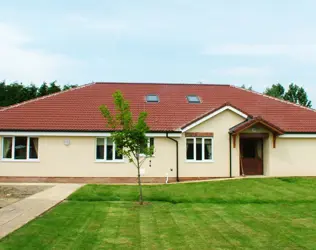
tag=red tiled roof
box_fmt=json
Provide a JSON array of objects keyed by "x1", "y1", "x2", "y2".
[{"x1": 0, "y1": 82, "x2": 316, "y2": 132}]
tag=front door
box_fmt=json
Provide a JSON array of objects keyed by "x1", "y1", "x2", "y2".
[{"x1": 240, "y1": 138, "x2": 263, "y2": 175}]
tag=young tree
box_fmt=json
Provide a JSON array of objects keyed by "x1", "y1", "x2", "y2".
[
  {"x1": 99, "y1": 91, "x2": 153, "y2": 205},
  {"x1": 264, "y1": 83, "x2": 285, "y2": 99}
]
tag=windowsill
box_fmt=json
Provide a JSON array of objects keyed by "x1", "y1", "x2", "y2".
[
  {"x1": 95, "y1": 160, "x2": 125, "y2": 163},
  {"x1": 185, "y1": 160, "x2": 214, "y2": 163},
  {"x1": 1, "y1": 159, "x2": 40, "y2": 162}
]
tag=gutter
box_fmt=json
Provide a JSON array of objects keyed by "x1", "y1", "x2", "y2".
[
  {"x1": 166, "y1": 132, "x2": 179, "y2": 182},
  {"x1": 0, "y1": 131, "x2": 182, "y2": 137}
]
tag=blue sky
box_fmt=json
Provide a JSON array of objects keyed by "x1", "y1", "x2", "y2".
[{"x1": 1, "y1": 1, "x2": 316, "y2": 103}]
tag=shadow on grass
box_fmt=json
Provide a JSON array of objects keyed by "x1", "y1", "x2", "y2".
[
  {"x1": 68, "y1": 178, "x2": 316, "y2": 205},
  {"x1": 68, "y1": 197, "x2": 316, "y2": 205}
]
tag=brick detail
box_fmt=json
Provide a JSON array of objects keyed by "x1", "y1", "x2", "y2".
[
  {"x1": 0, "y1": 176, "x2": 219, "y2": 184},
  {"x1": 185, "y1": 132, "x2": 214, "y2": 137}
]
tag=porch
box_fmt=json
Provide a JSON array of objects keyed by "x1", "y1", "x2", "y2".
[{"x1": 230, "y1": 117, "x2": 284, "y2": 176}]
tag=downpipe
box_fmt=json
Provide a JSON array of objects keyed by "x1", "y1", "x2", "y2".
[{"x1": 166, "y1": 132, "x2": 179, "y2": 182}]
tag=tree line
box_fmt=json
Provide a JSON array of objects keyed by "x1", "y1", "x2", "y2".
[
  {"x1": 241, "y1": 83, "x2": 312, "y2": 108},
  {"x1": 0, "y1": 81, "x2": 78, "y2": 107}
]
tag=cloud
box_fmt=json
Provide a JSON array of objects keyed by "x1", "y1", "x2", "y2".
[
  {"x1": 205, "y1": 44, "x2": 288, "y2": 56},
  {"x1": 204, "y1": 44, "x2": 316, "y2": 62},
  {"x1": 66, "y1": 13, "x2": 127, "y2": 33},
  {"x1": 213, "y1": 66, "x2": 271, "y2": 77},
  {"x1": 0, "y1": 22, "x2": 83, "y2": 84}
]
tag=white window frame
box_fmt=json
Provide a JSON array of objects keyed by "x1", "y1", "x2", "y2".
[
  {"x1": 139, "y1": 137, "x2": 155, "y2": 157},
  {"x1": 146, "y1": 94, "x2": 159, "y2": 103},
  {"x1": 185, "y1": 137, "x2": 214, "y2": 162},
  {"x1": 95, "y1": 138, "x2": 124, "y2": 162},
  {"x1": 1, "y1": 136, "x2": 40, "y2": 162},
  {"x1": 187, "y1": 95, "x2": 201, "y2": 103}
]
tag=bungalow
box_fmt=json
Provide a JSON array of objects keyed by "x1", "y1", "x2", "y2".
[{"x1": 0, "y1": 82, "x2": 316, "y2": 183}]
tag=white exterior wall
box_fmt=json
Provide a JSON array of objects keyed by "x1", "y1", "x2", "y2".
[
  {"x1": 178, "y1": 110, "x2": 245, "y2": 177},
  {"x1": 1, "y1": 110, "x2": 316, "y2": 178},
  {"x1": 267, "y1": 137, "x2": 316, "y2": 176},
  {"x1": 0, "y1": 136, "x2": 176, "y2": 177}
]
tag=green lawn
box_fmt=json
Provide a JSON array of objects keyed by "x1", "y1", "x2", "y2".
[{"x1": 2, "y1": 178, "x2": 316, "y2": 249}]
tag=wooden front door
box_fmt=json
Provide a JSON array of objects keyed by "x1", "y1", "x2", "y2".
[{"x1": 240, "y1": 138, "x2": 263, "y2": 175}]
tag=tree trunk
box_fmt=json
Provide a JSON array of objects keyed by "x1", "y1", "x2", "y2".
[{"x1": 137, "y1": 157, "x2": 143, "y2": 205}]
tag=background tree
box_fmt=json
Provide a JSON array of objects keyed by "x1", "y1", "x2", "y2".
[
  {"x1": 0, "y1": 81, "x2": 5, "y2": 105},
  {"x1": 264, "y1": 83, "x2": 312, "y2": 108},
  {"x1": 284, "y1": 83, "x2": 312, "y2": 108},
  {"x1": 47, "y1": 81, "x2": 61, "y2": 94},
  {"x1": 99, "y1": 91, "x2": 153, "y2": 205},
  {"x1": 63, "y1": 84, "x2": 78, "y2": 91},
  {"x1": 23, "y1": 84, "x2": 38, "y2": 100},
  {"x1": 241, "y1": 84, "x2": 253, "y2": 90},
  {"x1": 264, "y1": 83, "x2": 285, "y2": 99},
  {"x1": 0, "y1": 81, "x2": 78, "y2": 107},
  {"x1": 4, "y1": 83, "x2": 25, "y2": 106},
  {"x1": 37, "y1": 82, "x2": 49, "y2": 97}
]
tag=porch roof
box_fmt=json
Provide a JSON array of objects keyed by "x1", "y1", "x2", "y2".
[{"x1": 229, "y1": 116, "x2": 284, "y2": 135}]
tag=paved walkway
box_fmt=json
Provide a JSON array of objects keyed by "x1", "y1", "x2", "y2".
[{"x1": 0, "y1": 184, "x2": 83, "y2": 239}]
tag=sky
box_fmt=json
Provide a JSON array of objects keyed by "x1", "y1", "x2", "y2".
[{"x1": 1, "y1": 1, "x2": 316, "y2": 103}]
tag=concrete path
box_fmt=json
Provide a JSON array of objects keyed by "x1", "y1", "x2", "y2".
[{"x1": 0, "y1": 184, "x2": 83, "y2": 239}]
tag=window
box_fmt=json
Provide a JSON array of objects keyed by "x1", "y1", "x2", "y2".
[
  {"x1": 96, "y1": 138, "x2": 104, "y2": 160},
  {"x1": 186, "y1": 138, "x2": 194, "y2": 160},
  {"x1": 2, "y1": 137, "x2": 39, "y2": 160},
  {"x1": 187, "y1": 95, "x2": 201, "y2": 103},
  {"x1": 140, "y1": 138, "x2": 155, "y2": 155},
  {"x1": 186, "y1": 137, "x2": 213, "y2": 161},
  {"x1": 146, "y1": 94, "x2": 159, "y2": 103},
  {"x1": 106, "y1": 138, "x2": 114, "y2": 160},
  {"x1": 96, "y1": 138, "x2": 123, "y2": 161}
]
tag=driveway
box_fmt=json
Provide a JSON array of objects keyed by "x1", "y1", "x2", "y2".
[{"x1": 0, "y1": 183, "x2": 83, "y2": 239}]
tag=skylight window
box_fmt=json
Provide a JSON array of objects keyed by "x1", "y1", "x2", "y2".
[
  {"x1": 187, "y1": 95, "x2": 201, "y2": 103},
  {"x1": 146, "y1": 94, "x2": 159, "y2": 103}
]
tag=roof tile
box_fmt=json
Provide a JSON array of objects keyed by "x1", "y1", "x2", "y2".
[{"x1": 0, "y1": 82, "x2": 315, "y2": 132}]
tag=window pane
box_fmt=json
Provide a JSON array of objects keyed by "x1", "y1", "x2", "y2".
[
  {"x1": 96, "y1": 138, "x2": 104, "y2": 160},
  {"x1": 146, "y1": 95, "x2": 159, "y2": 102},
  {"x1": 186, "y1": 139, "x2": 194, "y2": 160},
  {"x1": 14, "y1": 137, "x2": 27, "y2": 159},
  {"x1": 204, "y1": 139, "x2": 212, "y2": 160},
  {"x1": 3, "y1": 137, "x2": 12, "y2": 159},
  {"x1": 29, "y1": 138, "x2": 39, "y2": 159},
  {"x1": 106, "y1": 138, "x2": 113, "y2": 160},
  {"x1": 115, "y1": 145, "x2": 123, "y2": 160},
  {"x1": 139, "y1": 141, "x2": 146, "y2": 154},
  {"x1": 242, "y1": 139, "x2": 256, "y2": 158},
  {"x1": 139, "y1": 138, "x2": 154, "y2": 155},
  {"x1": 149, "y1": 138, "x2": 154, "y2": 148},
  {"x1": 187, "y1": 95, "x2": 200, "y2": 103},
  {"x1": 196, "y1": 138, "x2": 202, "y2": 160}
]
